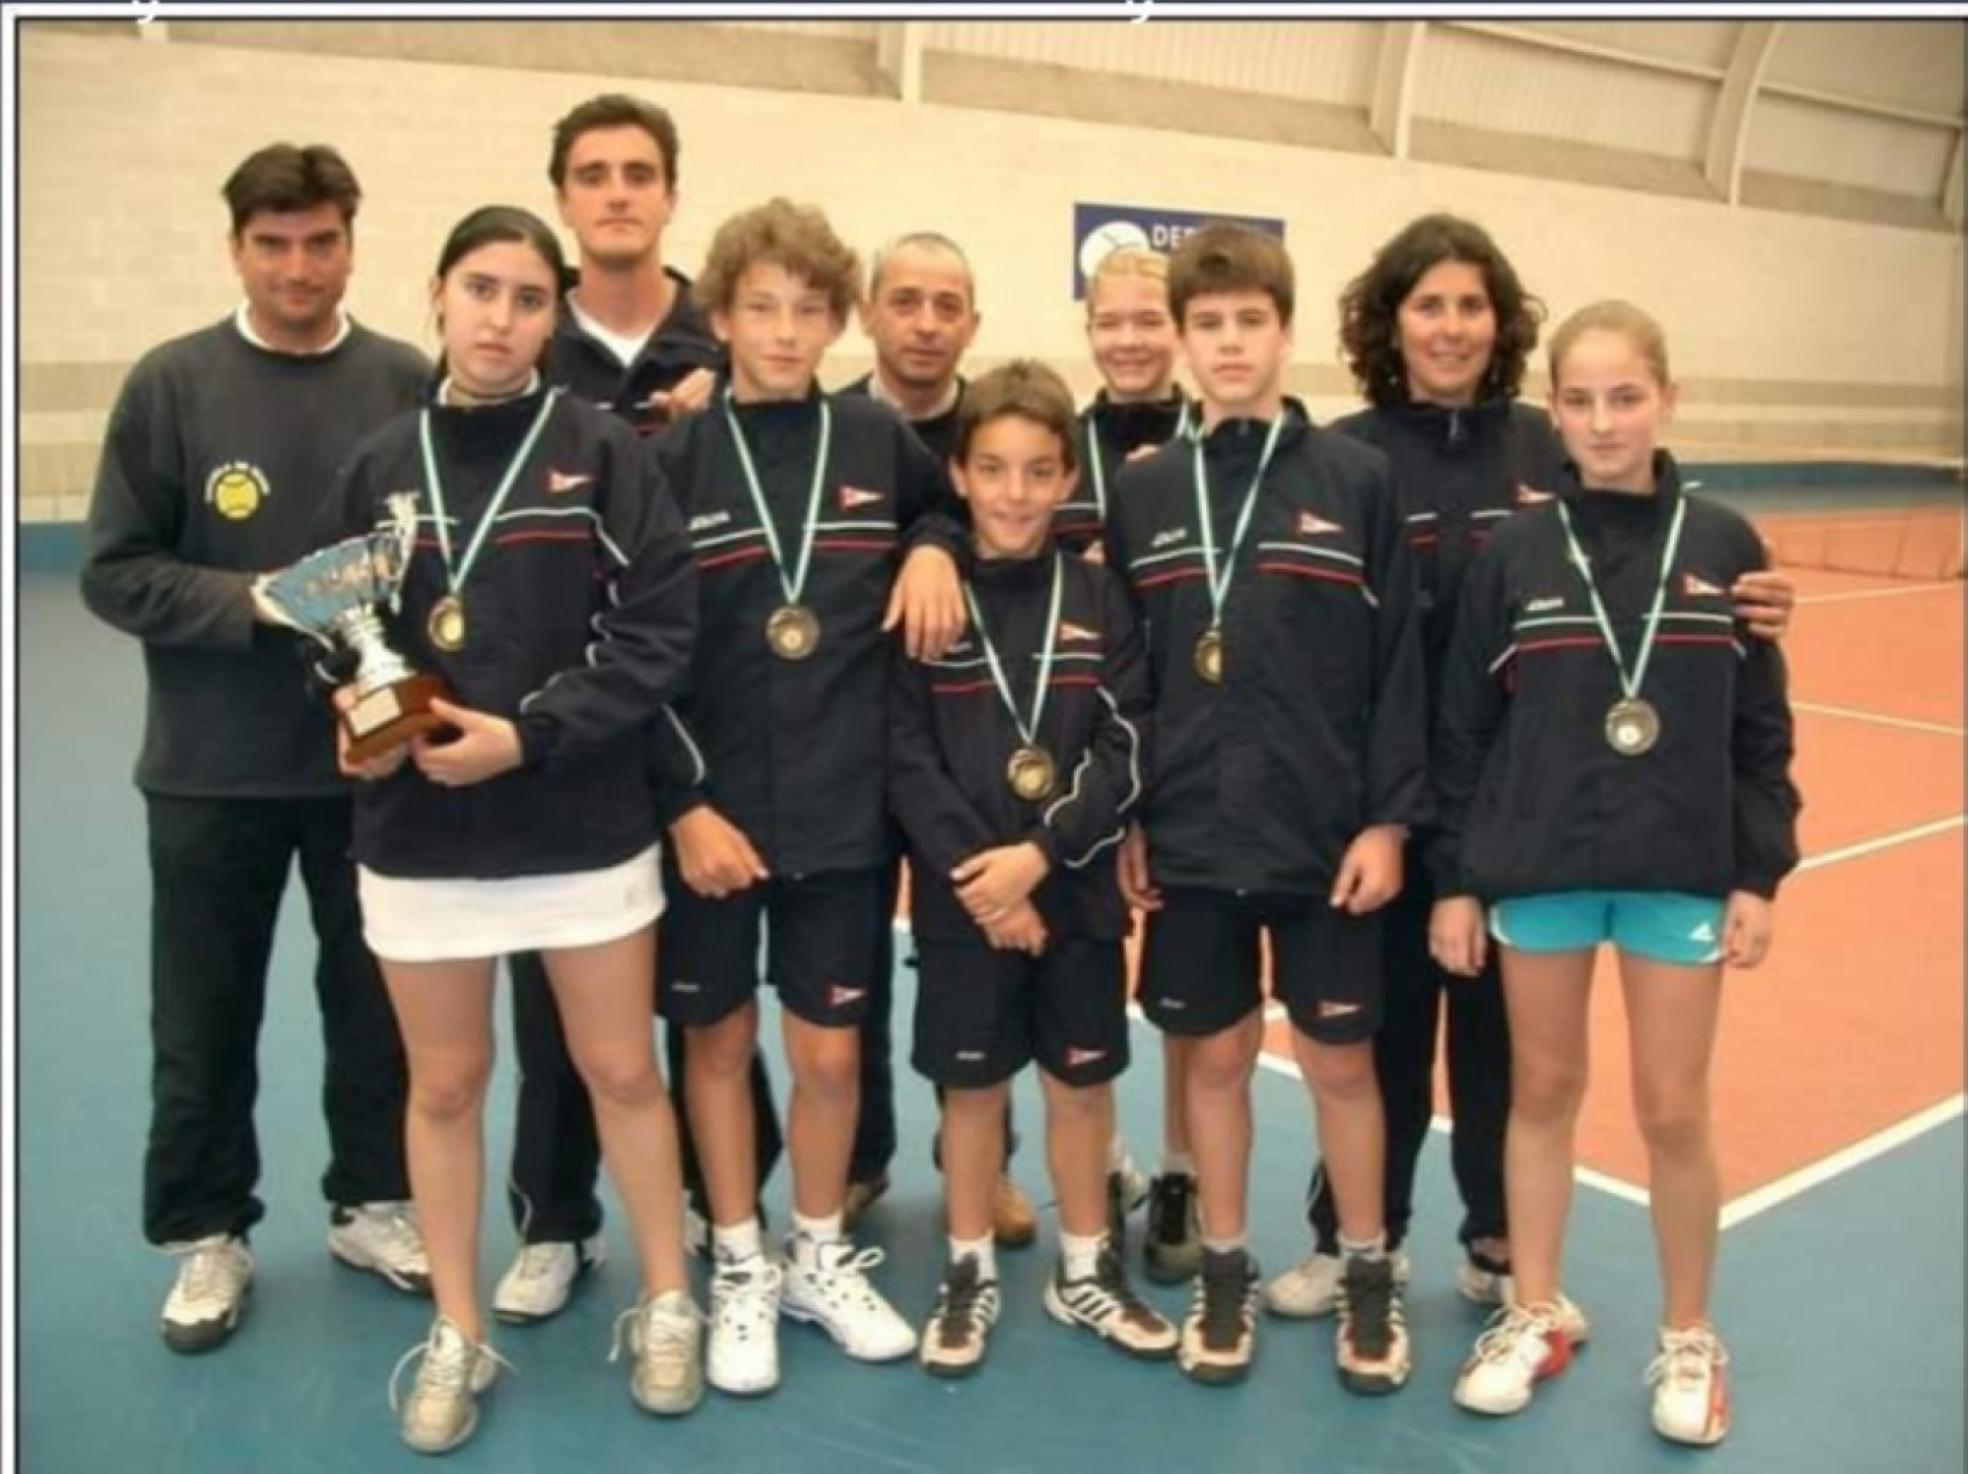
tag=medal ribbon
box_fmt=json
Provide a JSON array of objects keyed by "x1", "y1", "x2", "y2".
[
  {"x1": 1554, "y1": 494, "x2": 1688, "y2": 702},
  {"x1": 723, "y1": 390, "x2": 834, "y2": 608},
  {"x1": 961, "y1": 552, "x2": 1065, "y2": 750},
  {"x1": 418, "y1": 386, "x2": 561, "y2": 598},
  {"x1": 1088, "y1": 398, "x2": 1193, "y2": 518},
  {"x1": 1191, "y1": 414, "x2": 1286, "y2": 627}
]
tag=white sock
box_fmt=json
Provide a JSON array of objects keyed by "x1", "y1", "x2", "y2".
[
  {"x1": 1059, "y1": 1229, "x2": 1106, "y2": 1281},
  {"x1": 792, "y1": 1208, "x2": 844, "y2": 1245},
  {"x1": 1161, "y1": 1149, "x2": 1195, "y2": 1178},
  {"x1": 948, "y1": 1234, "x2": 997, "y2": 1283},
  {"x1": 1106, "y1": 1135, "x2": 1133, "y2": 1175},
  {"x1": 1338, "y1": 1232, "x2": 1387, "y2": 1262},
  {"x1": 712, "y1": 1216, "x2": 762, "y2": 1264},
  {"x1": 1202, "y1": 1233, "x2": 1247, "y2": 1256}
]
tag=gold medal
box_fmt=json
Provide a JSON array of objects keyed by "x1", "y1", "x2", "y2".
[
  {"x1": 1007, "y1": 744, "x2": 1058, "y2": 802},
  {"x1": 1194, "y1": 627, "x2": 1224, "y2": 685},
  {"x1": 427, "y1": 594, "x2": 467, "y2": 652},
  {"x1": 766, "y1": 603, "x2": 821, "y2": 661},
  {"x1": 1605, "y1": 696, "x2": 1661, "y2": 756}
]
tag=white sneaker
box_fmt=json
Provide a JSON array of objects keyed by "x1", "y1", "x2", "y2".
[
  {"x1": 780, "y1": 1235, "x2": 918, "y2": 1361},
  {"x1": 610, "y1": 1289, "x2": 705, "y2": 1416},
  {"x1": 329, "y1": 1201, "x2": 431, "y2": 1294},
  {"x1": 1646, "y1": 1323, "x2": 1731, "y2": 1446},
  {"x1": 1453, "y1": 1301, "x2": 1573, "y2": 1416},
  {"x1": 1262, "y1": 1248, "x2": 1410, "y2": 1319},
  {"x1": 1499, "y1": 1281, "x2": 1594, "y2": 1345},
  {"x1": 160, "y1": 1234, "x2": 255, "y2": 1353},
  {"x1": 389, "y1": 1315, "x2": 509, "y2": 1454},
  {"x1": 492, "y1": 1236, "x2": 605, "y2": 1324},
  {"x1": 920, "y1": 1256, "x2": 1001, "y2": 1378},
  {"x1": 707, "y1": 1255, "x2": 784, "y2": 1396}
]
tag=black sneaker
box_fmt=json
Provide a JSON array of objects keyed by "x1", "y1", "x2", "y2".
[
  {"x1": 1143, "y1": 1172, "x2": 1202, "y2": 1284},
  {"x1": 1335, "y1": 1254, "x2": 1411, "y2": 1395},
  {"x1": 918, "y1": 1256, "x2": 1000, "y2": 1378},
  {"x1": 1176, "y1": 1247, "x2": 1259, "y2": 1385},
  {"x1": 1042, "y1": 1241, "x2": 1178, "y2": 1360}
]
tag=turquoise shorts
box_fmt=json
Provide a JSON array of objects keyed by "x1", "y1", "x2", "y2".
[{"x1": 1489, "y1": 890, "x2": 1726, "y2": 967}]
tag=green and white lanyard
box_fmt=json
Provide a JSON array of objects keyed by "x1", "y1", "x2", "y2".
[
  {"x1": 1554, "y1": 494, "x2": 1688, "y2": 729},
  {"x1": 722, "y1": 390, "x2": 834, "y2": 612}
]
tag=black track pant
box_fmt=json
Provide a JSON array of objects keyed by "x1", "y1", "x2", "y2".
[
  {"x1": 143, "y1": 794, "x2": 408, "y2": 1244},
  {"x1": 1305, "y1": 856, "x2": 1509, "y2": 1255}
]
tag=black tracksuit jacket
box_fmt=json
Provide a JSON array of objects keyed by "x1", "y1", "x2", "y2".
[
  {"x1": 317, "y1": 385, "x2": 697, "y2": 879},
  {"x1": 1054, "y1": 389, "x2": 1194, "y2": 553},
  {"x1": 1104, "y1": 400, "x2": 1431, "y2": 896},
  {"x1": 1430, "y1": 453, "x2": 1801, "y2": 902},
  {"x1": 646, "y1": 388, "x2": 964, "y2": 876},
  {"x1": 545, "y1": 268, "x2": 723, "y2": 437},
  {"x1": 889, "y1": 543, "x2": 1150, "y2": 942}
]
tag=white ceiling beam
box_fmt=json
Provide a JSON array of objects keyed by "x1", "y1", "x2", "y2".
[
  {"x1": 876, "y1": 21, "x2": 922, "y2": 104},
  {"x1": 1369, "y1": 20, "x2": 1426, "y2": 160},
  {"x1": 1760, "y1": 78, "x2": 1965, "y2": 134},
  {"x1": 1442, "y1": 20, "x2": 1725, "y2": 84},
  {"x1": 1705, "y1": 20, "x2": 1781, "y2": 205}
]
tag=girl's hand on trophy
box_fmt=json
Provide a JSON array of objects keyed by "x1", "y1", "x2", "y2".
[
  {"x1": 331, "y1": 686, "x2": 410, "y2": 781},
  {"x1": 412, "y1": 698, "x2": 522, "y2": 787}
]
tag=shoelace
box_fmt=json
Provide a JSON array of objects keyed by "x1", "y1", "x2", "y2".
[
  {"x1": 608, "y1": 1295, "x2": 705, "y2": 1364},
  {"x1": 1469, "y1": 1303, "x2": 1560, "y2": 1367},
  {"x1": 1340, "y1": 1259, "x2": 1397, "y2": 1358},
  {"x1": 388, "y1": 1324, "x2": 514, "y2": 1412},
  {"x1": 1091, "y1": 1246, "x2": 1159, "y2": 1325},
  {"x1": 357, "y1": 1204, "x2": 425, "y2": 1259},
  {"x1": 167, "y1": 1237, "x2": 244, "y2": 1301},
  {"x1": 811, "y1": 1242, "x2": 888, "y2": 1302},
  {"x1": 511, "y1": 1242, "x2": 568, "y2": 1282},
  {"x1": 1645, "y1": 1325, "x2": 1728, "y2": 1389},
  {"x1": 1152, "y1": 1176, "x2": 1193, "y2": 1243},
  {"x1": 711, "y1": 1259, "x2": 784, "y2": 1329},
  {"x1": 935, "y1": 1259, "x2": 992, "y2": 1346},
  {"x1": 1194, "y1": 1253, "x2": 1253, "y2": 1350}
]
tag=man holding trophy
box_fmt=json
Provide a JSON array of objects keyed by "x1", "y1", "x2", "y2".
[{"x1": 80, "y1": 143, "x2": 434, "y2": 1353}]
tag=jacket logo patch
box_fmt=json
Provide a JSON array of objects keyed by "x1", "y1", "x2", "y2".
[
  {"x1": 1064, "y1": 1046, "x2": 1108, "y2": 1066},
  {"x1": 1298, "y1": 511, "x2": 1344, "y2": 536},
  {"x1": 204, "y1": 462, "x2": 270, "y2": 521},
  {"x1": 1515, "y1": 483, "x2": 1555, "y2": 506},
  {"x1": 1151, "y1": 527, "x2": 1189, "y2": 549},
  {"x1": 688, "y1": 510, "x2": 732, "y2": 533},
  {"x1": 1525, "y1": 596, "x2": 1566, "y2": 613},
  {"x1": 547, "y1": 468, "x2": 593, "y2": 494},
  {"x1": 1057, "y1": 621, "x2": 1100, "y2": 643},
  {"x1": 840, "y1": 485, "x2": 884, "y2": 510},
  {"x1": 827, "y1": 983, "x2": 867, "y2": 1007},
  {"x1": 1683, "y1": 571, "x2": 1725, "y2": 598}
]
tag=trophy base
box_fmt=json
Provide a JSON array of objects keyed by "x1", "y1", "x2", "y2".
[{"x1": 343, "y1": 673, "x2": 453, "y2": 764}]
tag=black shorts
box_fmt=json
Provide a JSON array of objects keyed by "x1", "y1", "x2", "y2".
[
  {"x1": 912, "y1": 935, "x2": 1130, "y2": 1090},
  {"x1": 656, "y1": 863, "x2": 885, "y2": 1030},
  {"x1": 1138, "y1": 888, "x2": 1383, "y2": 1045}
]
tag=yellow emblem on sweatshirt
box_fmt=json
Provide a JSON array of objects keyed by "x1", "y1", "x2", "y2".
[{"x1": 206, "y1": 462, "x2": 270, "y2": 521}]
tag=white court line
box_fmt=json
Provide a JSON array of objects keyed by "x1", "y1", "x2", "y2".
[
  {"x1": 1795, "y1": 813, "x2": 1965, "y2": 872},
  {"x1": 1797, "y1": 580, "x2": 1962, "y2": 605},
  {"x1": 1718, "y1": 1095, "x2": 1965, "y2": 1230},
  {"x1": 1793, "y1": 700, "x2": 1966, "y2": 737}
]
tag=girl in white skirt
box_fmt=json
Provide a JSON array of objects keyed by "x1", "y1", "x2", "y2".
[{"x1": 322, "y1": 204, "x2": 702, "y2": 1452}]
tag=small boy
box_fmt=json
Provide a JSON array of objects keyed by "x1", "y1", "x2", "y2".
[
  {"x1": 646, "y1": 197, "x2": 965, "y2": 1397},
  {"x1": 890, "y1": 360, "x2": 1174, "y2": 1376},
  {"x1": 1105, "y1": 224, "x2": 1430, "y2": 1393}
]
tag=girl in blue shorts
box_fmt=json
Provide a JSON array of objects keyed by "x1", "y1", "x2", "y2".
[{"x1": 1427, "y1": 300, "x2": 1801, "y2": 1446}]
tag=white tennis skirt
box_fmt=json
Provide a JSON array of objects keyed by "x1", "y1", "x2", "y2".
[{"x1": 358, "y1": 843, "x2": 665, "y2": 964}]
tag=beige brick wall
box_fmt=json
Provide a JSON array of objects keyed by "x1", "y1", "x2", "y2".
[{"x1": 20, "y1": 25, "x2": 1965, "y2": 522}]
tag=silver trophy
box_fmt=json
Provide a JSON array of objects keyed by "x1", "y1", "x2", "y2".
[{"x1": 260, "y1": 493, "x2": 451, "y2": 760}]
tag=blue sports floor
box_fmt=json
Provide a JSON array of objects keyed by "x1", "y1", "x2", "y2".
[{"x1": 14, "y1": 567, "x2": 1966, "y2": 1473}]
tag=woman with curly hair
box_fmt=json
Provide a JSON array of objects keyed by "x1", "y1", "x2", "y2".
[{"x1": 1262, "y1": 214, "x2": 1794, "y2": 1334}]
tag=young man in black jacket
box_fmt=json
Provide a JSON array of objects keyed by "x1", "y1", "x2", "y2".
[
  {"x1": 1107, "y1": 224, "x2": 1427, "y2": 1393},
  {"x1": 494, "y1": 91, "x2": 787, "y2": 1329},
  {"x1": 81, "y1": 142, "x2": 431, "y2": 1353},
  {"x1": 643, "y1": 198, "x2": 965, "y2": 1398}
]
